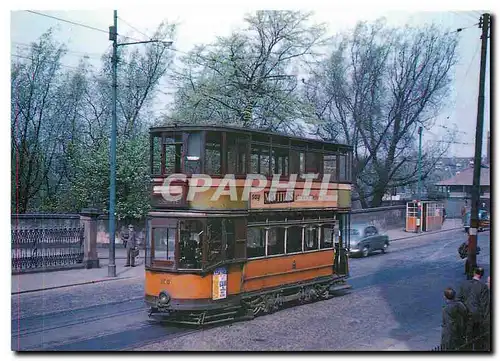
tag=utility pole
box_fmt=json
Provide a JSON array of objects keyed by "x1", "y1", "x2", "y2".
[
  {"x1": 417, "y1": 126, "x2": 423, "y2": 201},
  {"x1": 416, "y1": 126, "x2": 423, "y2": 233},
  {"x1": 107, "y1": 10, "x2": 173, "y2": 277},
  {"x1": 467, "y1": 12, "x2": 490, "y2": 279},
  {"x1": 108, "y1": 10, "x2": 118, "y2": 277}
]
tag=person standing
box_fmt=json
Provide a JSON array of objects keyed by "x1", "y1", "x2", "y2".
[
  {"x1": 461, "y1": 201, "x2": 468, "y2": 225},
  {"x1": 441, "y1": 287, "x2": 468, "y2": 350},
  {"x1": 125, "y1": 224, "x2": 137, "y2": 267},
  {"x1": 458, "y1": 267, "x2": 490, "y2": 350}
]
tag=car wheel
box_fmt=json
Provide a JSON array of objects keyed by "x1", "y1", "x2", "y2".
[
  {"x1": 362, "y1": 246, "x2": 369, "y2": 257},
  {"x1": 382, "y1": 242, "x2": 389, "y2": 253}
]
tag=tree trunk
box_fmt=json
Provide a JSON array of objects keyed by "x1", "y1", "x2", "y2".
[{"x1": 370, "y1": 187, "x2": 386, "y2": 208}]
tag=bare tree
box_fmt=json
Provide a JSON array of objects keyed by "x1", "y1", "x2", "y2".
[
  {"x1": 170, "y1": 10, "x2": 326, "y2": 133},
  {"x1": 304, "y1": 19, "x2": 458, "y2": 207}
]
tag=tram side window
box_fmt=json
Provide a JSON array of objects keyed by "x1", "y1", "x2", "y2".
[
  {"x1": 152, "y1": 135, "x2": 162, "y2": 175},
  {"x1": 247, "y1": 227, "x2": 265, "y2": 258},
  {"x1": 286, "y1": 226, "x2": 303, "y2": 253},
  {"x1": 225, "y1": 219, "x2": 235, "y2": 259},
  {"x1": 299, "y1": 152, "x2": 305, "y2": 175},
  {"x1": 323, "y1": 154, "x2": 337, "y2": 181},
  {"x1": 267, "y1": 227, "x2": 285, "y2": 256},
  {"x1": 185, "y1": 132, "x2": 202, "y2": 174},
  {"x1": 164, "y1": 134, "x2": 182, "y2": 174},
  {"x1": 272, "y1": 149, "x2": 289, "y2": 176},
  {"x1": 164, "y1": 144, "x2": 176, "y2": 174},
  {"x1": 306, "y1": 152, "x2": 322, "y2": 174},
  {"x1": 250, "y1": 146, "x2": 271, "y2": 176},
  {"x1": 348, "y1": 152, "x2": 353, "y2": 181},
  {"x1": 234, "y1": 219, "x2": 247, "y2": 259},
  {"x1": 206, "y1": 219, "x2": 223, "y2": 264},
  {"x1": 304, "y1": 226, "x2": 318, "y2": 251},
  {"x1": 205, "y1": 132, "x2": 221, "y2": 175},
  {"x1": 320, "y1": 224, "x2": 335, "y2": 249},
  {"x1": 250, "y1": 149, "x2": 259, "y2": 174},
  {"x1": 153, "y1": 228, "x2": 176, "y2": 263},
  {"x1": 339, "y1": 154, "x2": 346, "y2": 181},
  {"x1": 227, "y1": 139, "x2": 238, "y2": 174},
  {"x1": 179, "y1": 220, "x2": 203, "y2": 269}
]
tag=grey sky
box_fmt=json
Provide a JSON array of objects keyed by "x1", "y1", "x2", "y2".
[{"x1": 10, "y1": 8, "x2": 491, "y2": 157}]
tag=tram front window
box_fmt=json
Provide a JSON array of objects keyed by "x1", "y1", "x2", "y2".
[
  {"x1": 179, "y1": 220, "x2": 203, "y2": 269},
  {"x1": 153, "y1": 228, "x2": 176, "y2": 265}
]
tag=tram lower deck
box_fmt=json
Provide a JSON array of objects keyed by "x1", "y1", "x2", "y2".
[{"x1": 144, "y1": 210, "x2": 350, "y2": 325}]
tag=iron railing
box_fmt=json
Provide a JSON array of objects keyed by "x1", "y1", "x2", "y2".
[{"x1": 11, "y1": 227, "x2": 84, "y2": 272}]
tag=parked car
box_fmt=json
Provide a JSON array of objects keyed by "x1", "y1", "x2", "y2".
[
  {"x1": 464, "y1": 210, "x2": 490, "y2": 233},
  {"x1": 349, "y1": 224, "x2": 390, "y2": 257}
]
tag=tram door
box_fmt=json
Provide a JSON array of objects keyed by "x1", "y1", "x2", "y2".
[{"x1": 334, "y1": 213, "x2": 349, "y2": 276}]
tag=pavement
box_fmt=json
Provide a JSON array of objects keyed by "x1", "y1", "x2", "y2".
[
  {"x1": 10, "y1": 219, "x2": 463, "y2": 295},
  {"x1": 11, "y1": 253, "x2": 145, "y2": 294},
  {"x1": 385, "y1": 218, "x2": 463, "y2": 241}
]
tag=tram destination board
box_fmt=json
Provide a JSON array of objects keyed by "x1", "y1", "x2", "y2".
[{"x1": 263, "y1": 190, "x2": 294, "y2": 204}]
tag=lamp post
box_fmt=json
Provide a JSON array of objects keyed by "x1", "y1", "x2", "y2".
[{"x1": 107, "y1": 10, "x2": 172, "y2": 277}]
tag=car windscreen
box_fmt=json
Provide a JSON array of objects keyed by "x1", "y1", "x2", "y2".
[{"x1": 350, "y1": 228, "x2": 361, "y2": 239}]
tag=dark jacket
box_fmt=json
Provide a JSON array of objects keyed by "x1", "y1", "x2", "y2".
[
  {"x1": 458, "y1": 279, "x2": 489, "y2": 321},
  {"x1": 125, "y1": 230, "x2": 137, "y2": 250},
  {"x1": 441, "y1": 299, "x2": 468, "y2": 350}
]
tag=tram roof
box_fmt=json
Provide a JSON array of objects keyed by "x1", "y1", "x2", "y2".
[{"x1": 150, "y1": 124, "x2": 353, "y2": 150}]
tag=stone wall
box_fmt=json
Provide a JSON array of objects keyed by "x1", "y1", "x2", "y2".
[{"x1": 351, "y1": 206, "x2": 406, "y2": 233}]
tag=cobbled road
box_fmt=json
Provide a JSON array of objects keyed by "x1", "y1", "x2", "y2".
[{"x1": 11, "y1": 229, "x2": 490, "y2": 351}]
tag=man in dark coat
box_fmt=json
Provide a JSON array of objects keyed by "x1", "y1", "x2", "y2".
[
  {"x1": 441, "y1": 287, "x2": 468, "y2": 350},
  {"x1": 125, "y1": 224, "x2": 137, "y2": 267},
  {"x1": 458, "y1": 267, "x2": 490, "y2": 350}
]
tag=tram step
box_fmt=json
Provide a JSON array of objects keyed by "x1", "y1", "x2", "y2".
[
  {"x1": 329, "y1": 284, "x2": 352, "y2": 293},
  {"x1": 204, "y1": 310, "x2": 239, "y2": 320}
]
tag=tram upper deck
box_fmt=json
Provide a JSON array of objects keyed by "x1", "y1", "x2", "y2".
[{"x1": 149, "y1": 125, "x2": 353, "y2": 213}]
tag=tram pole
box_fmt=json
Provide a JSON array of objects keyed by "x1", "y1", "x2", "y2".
[
  {"x1": 467, "y1": 13, "x2": 490, "y2": 279},
  {"x1": 416, "y1": 126, "x2": 423, "y2": 233},
  {"x1": 108, "y1": 10, "x2": 118, "y2": 277},
  {"x1": 417, "y1": 126, "x2": 422, "y2": 201},
  {"x1": 107, "y1": 10, "x2": 173, "y2": 277}
]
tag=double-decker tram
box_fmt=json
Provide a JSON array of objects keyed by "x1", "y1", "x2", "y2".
[{"x1": 145, "y1": 125, "x2": 353, "y2": 325}]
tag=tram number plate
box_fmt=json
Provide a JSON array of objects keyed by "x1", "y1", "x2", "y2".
[{"x1": 212, "y1": 267, "x2": 228, "y2": 300}]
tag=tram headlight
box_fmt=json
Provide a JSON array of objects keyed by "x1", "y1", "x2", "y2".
[{"x1": 158, "y1": 291, "x2": 170, "y2": 305}]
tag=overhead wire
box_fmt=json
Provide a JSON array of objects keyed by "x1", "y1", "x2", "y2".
[
  {"x1": 24, "y1": 10, "x2": 143, "y2": 42},
  {"x1": 436, "y1": 33, "x2": 481, "y2": 139},
  {"x1": 451, "y1": 11, "x2": 481, "y2": 24},
  {"x1": 25, "y1": 10, "x2": 109, "y2": 34},
  {"x1": 12, "y1": 41, "x2": 104, "y2": 60},
  {"x1": 11, "y1": 54, "x2": 81, "y2": 70},
  {"x1": 117, "y1": 16, "x2": 152, "y2": 41}
]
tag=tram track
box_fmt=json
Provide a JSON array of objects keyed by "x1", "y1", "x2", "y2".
[
  {"x1": 11, "y1": 297, "x2": 147, "y2": 338},
  {"x1": 12, "y1": 295, "x2": 202, "y2": 351}
]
